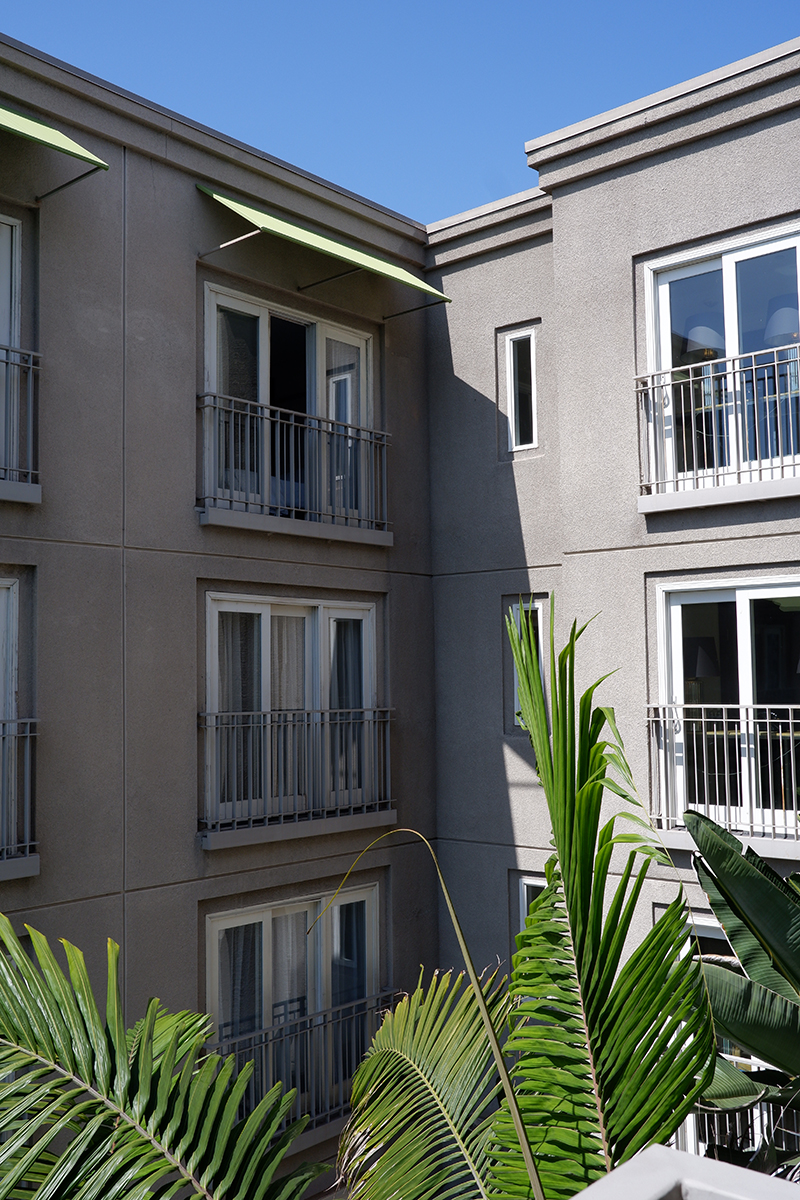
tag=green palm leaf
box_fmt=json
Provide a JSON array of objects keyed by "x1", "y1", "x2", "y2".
[
  {"x1": 0, "y1": 914, "x2": 327, "y2": 1200},
  {"x1": 492, "y1": 601, "x2": 715, "y2": 1199},
  {"x1": 337, "y1": 969, "x2": 511, "y2": 1200}
]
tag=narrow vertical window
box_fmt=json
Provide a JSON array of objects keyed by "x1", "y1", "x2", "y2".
[{"x1": 506, "y1": 330, "x2": 537, "y2": 449}]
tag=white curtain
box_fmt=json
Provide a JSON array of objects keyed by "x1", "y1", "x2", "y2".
[
  {"x1": 218, "y1": 921, "x2": 262, "y2": 1039},
  {"x1": 270, "y1": 615, "x2": 305, "y2": 710},
  {"x1": 271, "y1": 911, "x2": 308, "y2": 1022},
  {"x1": 219, "y1": 612, "x2": 261, "y2": 712}
]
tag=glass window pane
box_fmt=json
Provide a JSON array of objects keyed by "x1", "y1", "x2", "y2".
[
  {"x1": 271, "y1": 911, "x2": 308, "y2": 1021},
  {"x1": 681, "y1": 602, "x2": 739, "y2": 704},
  {"x1": 270, "y1": 615, "x2": 305, "y2": 710},
  {"x1": 331, "y1": 900, "x2": 366, "y2": 1005},
  {"x1": 218, "y1": 922, "x2": 262, "y2": 1038},
  {"x1": 752, "y1": 597, "x2": 800, "y2": 705},
  {"x1": 218, "y1": 308, "x2": 258, "y2": 401},
  {"x1": 737, "y1": 249, "x2": 799, "y2": 353},
  {"x1": 330, "y1": 619, "x2": 363, "y2": 709},
  {"x1": 668, "y1": 270, "x2": 725, "y2": 366},
  {"x1": 326, "y1": 339, "x2": 360, "y2": 425},
  {"x1": 270, "y1": 316, "x2": 307, "y2": 414},
  {"x1": 0, "y1": 222, "x2": 12, "y2": 347},
  {"x1": 218, "y1": 612, "x2": 261, "y2": 712},
  {"x1": 512, "y1": 336, "x2": 533, "y2": 446}
]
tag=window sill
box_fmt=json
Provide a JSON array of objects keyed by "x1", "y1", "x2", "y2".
[
  {"x1": 0, "y1": 481, "x2": 41, "y2": 504},
  {"x1": 0, "y1": 854, "x2": 40, "y2": 880},
  {"x1": 198, "y1": 506, "x2": 393, "y2": 546},
  {"x1": 639, "y1": 476, "x2": 800, "y2": 513},
  {"x1": 659, "y1": 827, "x2": 800, "y2": 860},
  {"x1": 199, "y1": 806, "x2": 397, "y2": 850}
]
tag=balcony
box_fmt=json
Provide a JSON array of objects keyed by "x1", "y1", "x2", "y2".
[
  {"x1": 197, "y1": 394, "x2": 391, "y2": 545},
  {"x1": 198, "y1": 708, "x2": 394, "y2": 848},
  {"x1": 0, "y1": 345, "x2": 40, "y2": 504},
  {"x1": 636, "y1": 344, "x2": 800, "y2": 512},
  {"x1": 648, "y1": 703, "x2": 800, "y2": 841},
  {"x1": 0, "y1": 719, "x2": 38, "y2": 878},
  {"x1": 209, "y1": 990, "x2": 395, "y2": 1132}
]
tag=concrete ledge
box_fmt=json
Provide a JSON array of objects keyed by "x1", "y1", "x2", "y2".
[
  {"x1": 639, "y1": 476, "x2": 800, "y2": 513},
  {"x1": 659, "y1": 826, "x2": 800, "y2": 860},
  {"x1": 0, "y1": 481, "x2": 41, "y2": 504},
  {"x1": 199, "y1": 507, "x2": 393, "y2": 546},
  {"x1": 199, "y1": 807, "x2": 397, "y2": 849},
  {"x1": 0, "y1": 854, "x2": 39, "y2": 880}
]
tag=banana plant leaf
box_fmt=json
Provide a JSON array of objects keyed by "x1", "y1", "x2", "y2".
[
  {"x1": 337, "y1": 969, "x2": 511, "y2": 1200},
  {"x1": 686, "y1": 809, "x2": 800, "y2": 1120},
  {"x1": 491, "y1": 602, "x2": 715, "y2": 1200},
  {"x1": 0, "y1": 914, "x2": 327, "y2": 1200}
]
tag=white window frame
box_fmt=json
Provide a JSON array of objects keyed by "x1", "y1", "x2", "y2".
[
  {"x1": 205, "y1": 883, "x2": 379, "y2": 1036},
  {"x1": 0, "y1": 215, "x2": 21, "y2": 351},
  {"x1": 0, "y1": 580, "x2": 18, "y2": 722},
  {"x1": 505, "y1": 328, "x2": 538, "y2": 450},
  {"x1": 644, "y1": 218, "x2": 800, "y2": 374},
  {"x1": 510, "y1": 600, "x2": 543, "y2": 727},
  {"x1": 519, "y1": 874, "x2": 546, "y2": 932},
  {"x1": 657, "y1": 575, "x2": 800, "y2": 832},
  {"x1": 204, "y1": 283, "x2": 371, "y2": 424},
  {"x1": 205, "y1": 591, "x2": 376, "y2": 714}
]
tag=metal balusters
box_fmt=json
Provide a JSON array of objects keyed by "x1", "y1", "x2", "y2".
[
  {"x1": 199, "y1": 394, "x2": 389, "y2": 530},
  {"x1": 199, "y1": 709, "x2": 392, "y2": 831}
]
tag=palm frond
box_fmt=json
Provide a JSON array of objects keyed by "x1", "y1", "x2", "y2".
[
  {"x1": 492, "y1": 600, "x2": 715, "y2": 1199},
  {"x1": 337, "y1": 969, "x2": 510, "y2": 1200},
  {"x1": 0, "y1": 915, "x2": 327, "y2": 1200}
]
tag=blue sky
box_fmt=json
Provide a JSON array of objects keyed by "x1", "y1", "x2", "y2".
[{"x1": 3, "y1": 3, "x2": 799, "y2": 224}]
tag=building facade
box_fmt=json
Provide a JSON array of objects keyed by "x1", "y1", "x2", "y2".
[{"x1": 2, "y1": 27, "x2": 800, "y2": 1177}]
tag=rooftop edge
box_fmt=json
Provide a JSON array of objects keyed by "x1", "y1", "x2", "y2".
[{"x1": 525, "y1": 34, "x2": 800, "y2": 157}]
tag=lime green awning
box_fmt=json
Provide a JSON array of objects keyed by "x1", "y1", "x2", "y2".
[
  {"x1": 0, "y1": 101, "x2": 108, "y2": 169},
  {"x1": 198, "y1": 185, "x2": 449, "y2": 302}
]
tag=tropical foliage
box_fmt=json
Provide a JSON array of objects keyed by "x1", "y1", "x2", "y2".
[
  {"x1": 337, "y1": 601, "x2": 715, "y2": 1200},
  {"x1": 489, "y1": 604, "x2": 715, "y2": 1198},
  {"x1": 338, "y1": 969, "x2": 510, "y2": 1200},
  {"x1": 0, "y1": 913, "x2": 326, "y2": 1199},
  {"x1": 686, "y1": 810, "x2": 800, "y2": 1135}
]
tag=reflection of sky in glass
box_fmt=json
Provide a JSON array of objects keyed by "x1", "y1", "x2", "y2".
[
  {"x1": 669, "y1": 269, "x2": 725, "y2": 366},
  {"x1": 737, "y1": 249, "x2": 799, "y2": 353}
]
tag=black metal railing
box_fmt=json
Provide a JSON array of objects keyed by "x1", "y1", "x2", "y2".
[
  {"x1": 199, "y1": 708, "x2": 391, "y2": 831},
  {"x1": 209, "y1": 990, "x2": 396, "y2": 1129},
  {"x1": 0, "y1": 345, "x2": 39, "y2": 488},
  {"x1": 198, "y1": 394, "x2": 389, "y2": 530},
  {"x1": 0, "y1": 719, "x2": 36, "y2": 860}
]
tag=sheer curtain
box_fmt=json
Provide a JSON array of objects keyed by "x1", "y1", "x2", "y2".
[
  {"x1": 218, "y1": 612, "x2": 262, "y2": 812},
  {"x1": 218, "y1": 921, "x2": 262, "y2": 1040},
  {"x1": 271, "y1": 911, "x2": 308, "y2": 1022},
  {"x1": 219, "y1": 612, "x2": 261, "y2": 712},
  {"x1": 270, "y1": 616, "x2": 305, "y2": 710}
]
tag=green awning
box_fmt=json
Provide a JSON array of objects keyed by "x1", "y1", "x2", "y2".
[
  {"x1": 0, "y1": 101, "x2": 108, "y2": 169},
  {"x1": 198, "y1": 185, "x2": 449, "y2": 302}
]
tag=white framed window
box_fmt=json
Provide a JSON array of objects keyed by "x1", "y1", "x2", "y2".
[
  {"x1": 505, "y1": 328, "x2": 537, "y2": 450},
  {"x1": 0, "y1": 580, "x2": 18, "y2": 721},
  {"x1": 203, "y1": 592, "x2": 379, "y2": 824},
  {"x1": 204, "y1": 284, "x2": 371, "y2": 425},
  {"x1": 510, "y1": 600, "x2": 543, "y2": 728},
  {"x1": 643, "y1": 224, "x2": 800, "y2": 493},
  {"x1": 0, "y1": 216, "x2": 20, "y2": 355},
  {"x1": 206, "y1": 884, "x2": 379, "y2": 1039},
  {"x1": 206, "y1": 592, "x2": 376, "y2": 715},
  {"x1": 519, "y1": 874, "x2": 546, "y2": 932},
  {"x1": 653, "y1": 576, "x2": 800, "y2": 836}
]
